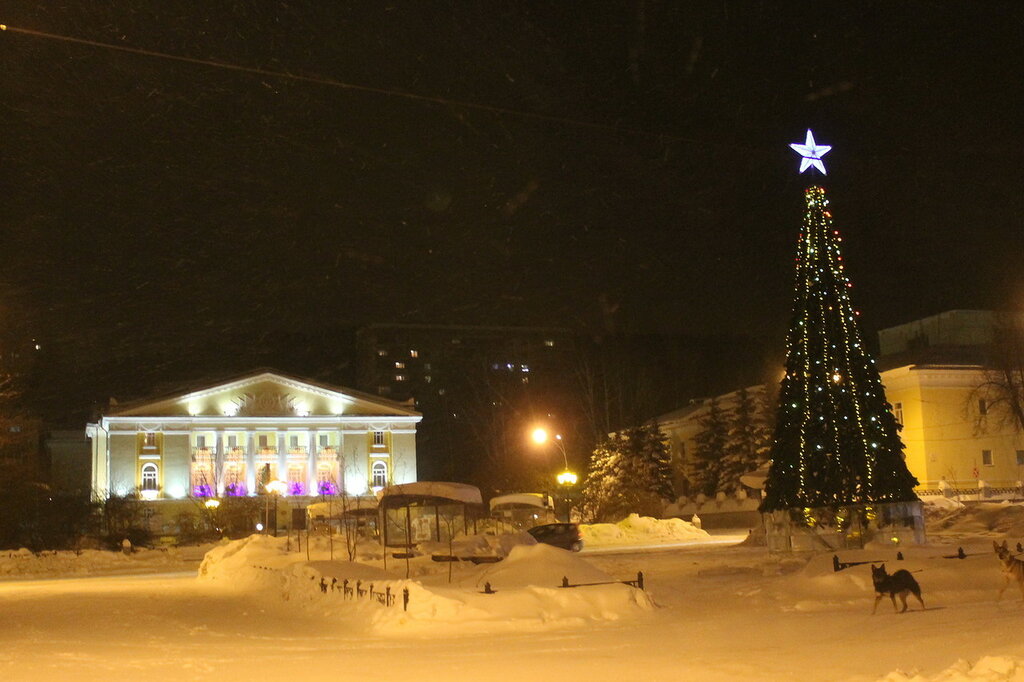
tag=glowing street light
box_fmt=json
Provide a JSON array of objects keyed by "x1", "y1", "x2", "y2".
[
  {"x1": 204, "y1": 498, "x2": 221, "y2": 510},
  {"x1": 531, "y1": 427, "x2": 549, "y2": 445},
  {"x1": 556, "y1": 470, "x2": 578, "y2": 486},
  {"x1": 265, "y1": 479, "x2": 287, "y2": 536}
]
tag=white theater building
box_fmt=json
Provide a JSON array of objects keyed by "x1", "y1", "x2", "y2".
[{"x1": 87, "y1": 370, "x2": 421, "y2": 504}]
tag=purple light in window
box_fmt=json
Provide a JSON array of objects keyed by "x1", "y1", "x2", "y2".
[
  {"x1": 193, "y1": 484, "x2": 214, "y2": 498},
  {"x1": 225, "y1": 483, "x2": 247, "y2": 497},
  {"x1": 288, "y1": 481, "x2": 305, "y2": 496},
  {"x1": 317, "y1": 480, "x2": 337, "y2": 496}
]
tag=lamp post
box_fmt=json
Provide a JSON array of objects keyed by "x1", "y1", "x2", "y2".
[
  {"x1": 204, "y1": 498, "x2": 221, "y2": 536},
  {"x1": 530, "y1": 427, "x2": 577, "y2": 522},
  {"x1": 265, "y1": 479, "x2": 286, "y2": 537}
]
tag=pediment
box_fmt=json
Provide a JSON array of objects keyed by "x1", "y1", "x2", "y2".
[{"x1": 107, "y1": 371, "x2": 419, "y2": 419}]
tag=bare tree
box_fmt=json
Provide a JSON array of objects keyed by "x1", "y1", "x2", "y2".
[{"x1": 971, "y1": 314, "x2": 1024, "y2": 434}]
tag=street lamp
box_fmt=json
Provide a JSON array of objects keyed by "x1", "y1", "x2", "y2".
[
  {"x1": 265, "y1": 479, "x2": 287, "y2": 537},
  {"x1": 529, "y1": 427, "x2": 577, "y2": 522}
]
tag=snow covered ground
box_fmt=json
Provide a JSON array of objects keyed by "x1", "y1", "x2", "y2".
[{"x1": 2, "y1": 505, "x2": 1024, "y2": 681}]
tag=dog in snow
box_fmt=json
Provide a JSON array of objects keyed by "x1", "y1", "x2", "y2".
[
  {"x1": 871, "y1": 563, "x2": 924, "y2": 614},
  {"x1": 994, "y1": 540, "x2": 1024, "y2": 602}
]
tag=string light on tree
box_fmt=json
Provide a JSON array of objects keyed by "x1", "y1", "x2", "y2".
[{"x1": 760, "y1": 131, "x2": 918, "y2": 512}]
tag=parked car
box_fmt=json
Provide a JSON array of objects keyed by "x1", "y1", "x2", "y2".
[{"x1": 527, "y1": 522, "x2": 583, "y2": 552}]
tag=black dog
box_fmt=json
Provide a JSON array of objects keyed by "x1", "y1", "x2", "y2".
[{"x1": 871, "y1": 563, "x2": 924, "y2": 614}]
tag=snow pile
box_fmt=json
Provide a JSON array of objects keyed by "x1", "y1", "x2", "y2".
[
  {"x1": 0, "y1": 546, "x2": 195, "y2": 578},
  {"x1": 879, "y1": 656, "x2": 1024, "y2": 681},
  {"x1": 923, "y1": 496, "x2": 966, "y2": 513},
  {"x1": 581, "y1": 513, "x2": 709, "y2": 547},
  {"x1": 414, "y1": 529, "x2": 536, "y2": 558},
  {"x1": 928, "y1": 501, "x2": 1024, "y2": 538},
  {"x1": 373, "y1": 543, "x2": 654, "y2": 634},
  {"x1": 197, "y1": 535, "x2": 653, "y2": 635}
]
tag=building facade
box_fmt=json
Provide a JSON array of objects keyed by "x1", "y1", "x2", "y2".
[{"x1": 86, "y1": 370, "x2": 421, "y2": 501}]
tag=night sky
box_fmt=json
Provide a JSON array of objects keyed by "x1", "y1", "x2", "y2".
[{"x1": 2, "y1": 3, "x2": 1023, "y2": 420}]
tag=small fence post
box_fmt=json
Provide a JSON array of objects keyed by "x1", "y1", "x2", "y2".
[
  {"x1": 386, "y1": 586, "x2": 392, "y2": 606},
  {"x1": 403, "y1": 587, "x2": 410, "y2": 612},
  {"x1": 561, "y1": 576, "x2": 569, "y2": 588},
  {"x1": 636, "y1": 571, "x2": 644, "y2": 591}
]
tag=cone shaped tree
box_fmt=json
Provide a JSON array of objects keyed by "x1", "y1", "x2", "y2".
[{"x1": 761, "y1": 185, "x2": 919, "y2": 512}]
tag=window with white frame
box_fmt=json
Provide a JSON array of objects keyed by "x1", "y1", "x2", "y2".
[
  {"x1": 141, "y1": 463, "x2": 159, "y2": 491},
  {"x1": 371, "y1": 461, "x2": 388, "y2": 488},
  {"x1": 289, "y1": 434, "x2": 299, "y2": 448},
  {"x1": 410, "y1": 349, "x2": 419, "y2": 358},
  {"x1": 228, "y1": 435, "x2": 237, "y2": 448},
  {"x1": 982, "y1": 449, "x2": 994, "y2": 466},
  {"x1": 258, "y1": 434, "x2": 269, "y2": 449},
  {"x1": 373, "y1": 431, "x2": 386, "y2": 447},
  {"x1": 892, "y1": 402, "x2": 903, "y2": 426},
  {"x1": 143, "y1": 432, "x2": 157, "y2": 448},
  {"x1": 319, "y1": 434, "x2": 329, "y2": 448},
  {"x1": 196, "y1": 435, "x2": 206, "y2": 449}
]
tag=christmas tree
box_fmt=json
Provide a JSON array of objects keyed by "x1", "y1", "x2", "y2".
[{"x1": 761, "y1": 131, "x2": 919, "y2": 512}]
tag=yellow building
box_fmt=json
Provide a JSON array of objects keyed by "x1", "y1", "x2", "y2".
[{"x1": 86, "y1": 369, "x2": 422, "y2": 502}]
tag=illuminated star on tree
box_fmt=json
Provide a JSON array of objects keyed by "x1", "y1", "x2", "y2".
[{"x1": 789, "y1": 129, "x2": 832, "y2": 175}]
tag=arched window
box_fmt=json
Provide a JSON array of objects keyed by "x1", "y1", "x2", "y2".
[
  {"x1": 141, "y1": 463, "x2": 159, "y2": 491},
  {"x1": 371, "y1": 461, "x2": 388, "y2": 489}
]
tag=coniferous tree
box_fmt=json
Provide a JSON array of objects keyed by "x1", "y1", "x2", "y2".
[
  {"x1": 761, "y1": 185, "x2": 918, "y2": 511},
  {"x1": 580, "y1": 423, "x2": 674, "y2": 522},
  {"x1": 720, "y1": 388, "x2": 770, "y2": 494},
  {"x1": 686, "y1": 398, "x2": 729, "y2": 497}
]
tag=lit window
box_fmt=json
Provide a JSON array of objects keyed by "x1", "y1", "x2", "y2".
[
  {"x1": 395, "y1": 374, "x2": 406, "y2": 381},
  {"x1": 371, "y1": 461, "x2": 388, "y2": 488},
  {"x1": 544, "y1": 339, "x2": 555, "y2": 347},
  {"x1": 410, "y1": 350, "x2": 419, "y2": 358},
  {"x1": 424, "y1": 375, "x2": 432, "y2": 383},
  {"x1": 141, "y1": 463, "x2": 159, "y2": 491},
  {"x1": 892, "y1": 402, "x2": 903, "y2": 426},
  {"x1": 982, "y1": 450, "x2": 993, "y2": 466},
  {"x1": 377, "y1": 349, "x2": 388, "y2": 357},
  {"x1": 373, "y1": 431, "x2": 386, "y2": 446},
  {"x1": 395, "y1": 361, "x2": 405, "y2": 369}
]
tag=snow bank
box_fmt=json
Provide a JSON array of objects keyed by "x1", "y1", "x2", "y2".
[
  {"x1": 581, "y1": 513, "x2": 709, "y2": 547},
  {"x1": 0, "y1": 546, "x2": 198, "y2": 578},
  {"x1": 373, "y1": 543, "x2": 653, "y2": 634},
  {"x1": 197, "y1": 534, "x2": 653, "y2": 635},
  {"x1": 879, "y1": 656, "x2": 1024, "y2": 681},
  {"x1": 928, "y1": 501, "x2": 1024, "y2": 538}
]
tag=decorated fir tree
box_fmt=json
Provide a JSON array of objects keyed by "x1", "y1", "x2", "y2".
[{"x1": 761, "y1": 131, "x2": 919, "y2": 512}]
